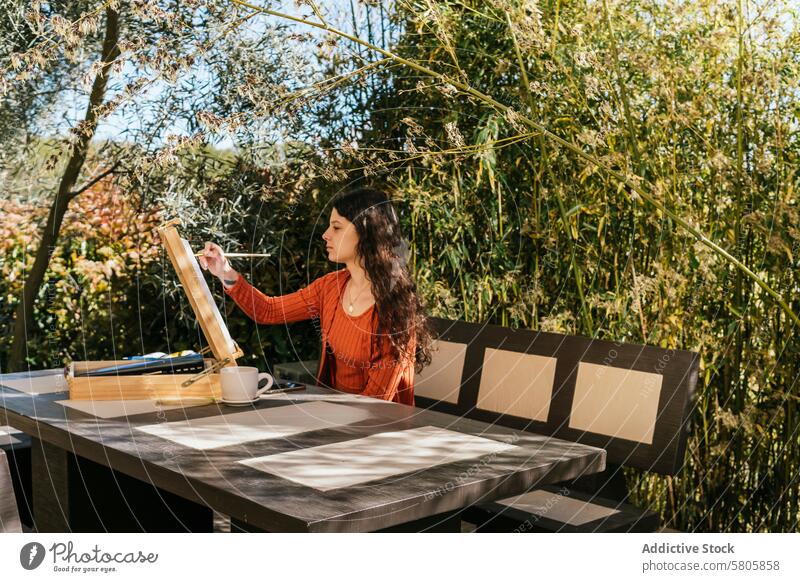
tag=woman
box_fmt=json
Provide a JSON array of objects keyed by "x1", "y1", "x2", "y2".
[{"x1": 199, "y1": 187, "x2": 433, "y2": 405}]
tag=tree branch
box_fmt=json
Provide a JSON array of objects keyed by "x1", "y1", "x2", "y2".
[{"x1": 70, "y1": 161, "x2": 121, "y2": 197}]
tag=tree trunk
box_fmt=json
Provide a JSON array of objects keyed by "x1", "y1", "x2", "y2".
[{"x1": 7, "y1": 8, "x2": 120, "y2": 372}]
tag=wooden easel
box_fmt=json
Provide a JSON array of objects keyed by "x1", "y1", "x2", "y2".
[{"x1": 67, "y1": 219, "x2": 243, "y2": 401}]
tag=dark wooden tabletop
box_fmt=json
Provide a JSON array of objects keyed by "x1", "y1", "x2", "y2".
[{"x1": 0, "y1": 369, "x2": 606, "y2": 532}]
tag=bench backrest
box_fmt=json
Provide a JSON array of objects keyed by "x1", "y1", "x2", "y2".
[{"x1": 414, "y1": 317, "x2": 700, "y2": 475}]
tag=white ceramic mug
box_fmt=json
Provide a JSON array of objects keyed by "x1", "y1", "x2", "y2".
[{"x1": 220, "y1": 366, "x2": 274, "y2": 402}]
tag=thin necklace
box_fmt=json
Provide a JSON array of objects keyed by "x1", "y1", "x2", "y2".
[{"x1": 346, "y1": 278, "x2": 370, "y2": 314}]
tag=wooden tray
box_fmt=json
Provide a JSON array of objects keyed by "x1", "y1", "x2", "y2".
[{"x1": 67, "y1": 360, "x2": 221, "y2": 401}]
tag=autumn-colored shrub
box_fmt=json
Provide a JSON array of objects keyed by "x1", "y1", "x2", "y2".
[{"x1": 0, "y1": 181, "x2": 163, "y2": 368}]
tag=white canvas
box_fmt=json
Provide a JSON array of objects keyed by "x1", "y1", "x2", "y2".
[{"x1": 180, "y1": 237, "x2": 238, "y2": 356}]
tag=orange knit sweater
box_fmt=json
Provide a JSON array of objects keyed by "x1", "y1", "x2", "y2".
[{"x1": 223, "y1": 269, "x2": 415, "y2": 405}]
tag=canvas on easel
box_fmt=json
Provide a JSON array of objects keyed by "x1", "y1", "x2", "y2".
[{"x1": 158, "y1": 219, "x2": 243, "y2": 365}]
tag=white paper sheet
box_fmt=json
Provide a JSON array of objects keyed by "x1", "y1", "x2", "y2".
[
  {"x1": 259, "y1": 392, "x2": 393, "y2": 404},
  {"x1": 238, "y1": 425, "x2": 519, "y2": 491},
  {"x1": 0, "y1": 425, "x2": 23, "y2": 446},
  {"x1": 496, "y1": 489, "x2": 621, "y2": 526},
  {"x1": 0, "y1": 371, "x2": 68, "y2": 394},
  {"x1": 0, "y1": 434, "x2": 21, "y2": 446},
  {"x1": 135, "y1": 401, "x2": 372, "y2": 450},
  {"x1": 55, "y1": 399, "x2": 199, "y2": 419}
]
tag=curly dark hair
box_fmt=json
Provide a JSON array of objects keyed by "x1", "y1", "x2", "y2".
[{"x1": 331, "y1": 187, "x2": 434, "y2": 372}]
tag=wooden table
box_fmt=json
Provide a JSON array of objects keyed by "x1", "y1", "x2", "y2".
[{"x1": 0, "y1": 369, "x2": 605, "y2": 532}]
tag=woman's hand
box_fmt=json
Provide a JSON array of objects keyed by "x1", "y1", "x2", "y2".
[{"x1": 198, "y1": 241, "x2": 239, "y2": 286}]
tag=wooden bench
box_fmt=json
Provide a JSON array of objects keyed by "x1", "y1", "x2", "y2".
[{"x1": 413, "y1": 317, "x2": 700, "y2": 532}]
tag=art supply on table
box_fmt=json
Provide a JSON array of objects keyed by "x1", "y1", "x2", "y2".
[
  {"x1": 260, "y1": 381, "x2": 307, "y2": 395},
  {"x1": 194, "y1": 252, "x2": 271, "y2": 258},
  {"x1": 73, "y1": 353, "x2": 206, "y2": 378}
]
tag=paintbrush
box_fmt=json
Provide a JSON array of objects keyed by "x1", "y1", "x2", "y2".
[{"x1": 194, "y1": 252, "x2": 271, "y2": 258}]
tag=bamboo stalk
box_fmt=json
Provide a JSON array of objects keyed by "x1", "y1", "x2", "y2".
[{"x1": 506, "y1": 10, "x2": 594, "y2": 335}]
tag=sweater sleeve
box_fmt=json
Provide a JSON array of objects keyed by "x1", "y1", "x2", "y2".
[
  {"x1": 362, "y1": 334, "x2": 416, "y2": 402},
  {"x1": 223, "y1": 271, "x2": 336, "y2": 324}
]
